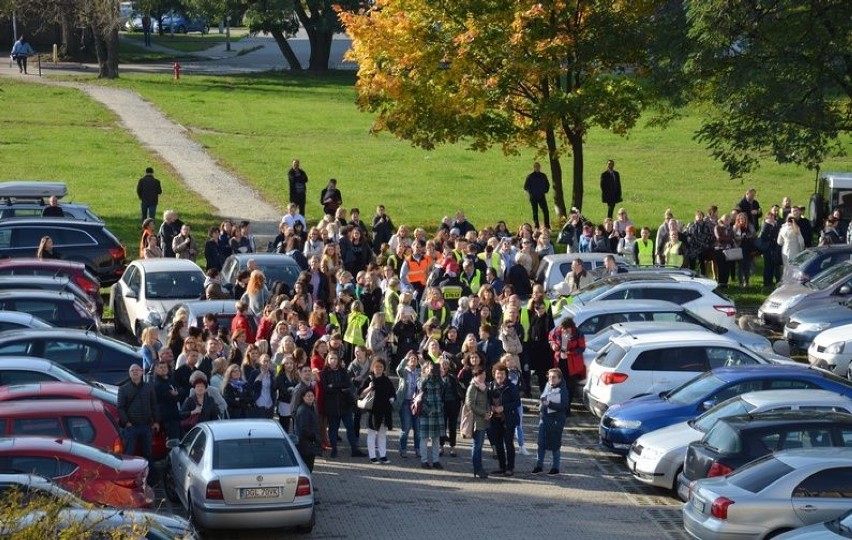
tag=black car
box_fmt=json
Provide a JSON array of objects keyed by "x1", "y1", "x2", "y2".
[
  {"x1": 0, "y1": 276, "x2": 99, "y2": 313},
  {"x1": 0, "y1": 290, "x2": 97, "y2": 331},
  {"x1": 0, "y1": 329, "x2": 139, "y2": 386},
  {"x1": 220, "y1": 253, "x2": 301, "y2": 294},
  {"x1": 682, "y1": 411, "x2": 852, "y2": 488},
  {"x1": 783, "y1": 245, "x2": 852, "y2": 285},
  {"x1": 0, "y1": 217, "x2": 126, "y2": 285}
]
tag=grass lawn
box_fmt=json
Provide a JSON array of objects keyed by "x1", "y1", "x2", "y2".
[
  {"x1": 0, "y1": 79, "x2": 216, "y2": 252},
  {"x1": 122, "y1": 31, "x2": 246, "y2": 53},
  {"x1": 117, "y1": 39, "x2": 198, "y2": 63}
]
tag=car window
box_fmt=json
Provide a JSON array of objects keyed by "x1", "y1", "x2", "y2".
[
  {"x1": 779, "y1": 428, "x2": 834, "y2": 449},
  {"x1": 633, "y1": 347, "x2": 707, "y2": 372},
  {"x1": 728, "y1": 455, "x2": 794, "y2": 493},
  {"x1": 9, "y1": 457, "x2": 77, "y2": 479},
  {"x1": 10, "y1": 417, "x2": 64, "y2": 437},
  {"x1": 792, "y1": 468, "x2": 852, "y2": 498},
  {"x1": 711, "y1": 380, "x2": 765, "y2": 403},
  {"x1": 52, "y1": 229, "x2": 95, "y2": 247},
  {"x1": 213, "y1": 438, "x2": 298, "y2": 469},
  {"x1": 128, "y1": 269, "x2": 141, "y2": 296},
  {"x1": 0, "y1": 370, "x2": 57, "y2": 385},
  {"x1": 704, "y1": 421, "x2": 741, "y2": 454},
  {"x1": 0, "y1": 342, "x2": 31, "y2": 356},
  {"x1": 706, "y1": 347, "x2": 758, "y2": 369},
  {"x1": 597, "y1": 343, "x2": 627, "y2": 368},
  {"x1": 648, "y1": 312, "x2": 684, "y2": 323},
  {"x1": 64, "y1": 417, "x2": 96, "y2": 444},
  {"x1": 0, "y1": 229, "x2": 10, "y2": 249},
  {"x1": 43, "y1": 340, "x2": 100, "y2": 366},
  {"x1": 6, "y1": 300, "x2": 58, "y2": 322},
  {"x1": 666, "y1": 373, "x2": 726, "y2": 405},
  {"x1": 577, "y1": 316, "x2": 601, "y2": 336},
  {"x1": 10, "y1": 227, "x2": 46, "y2": 248},
  {"x1": 810, "y1": 263, "x2": 852, "y2": 290},
  {"x1": 765, "y1": 379, "x2": 821, "y2": 390},
  {"x1": 145, "y1": 271, "x2": 204, "y2": 300},
  {"x1": 121, "y1": 266, "x2": 137, "y2": 287},
  {"x1": 188, "y1": 431, "x2": 207, "y2": 464},
  {"x1": 694, "y1": 398, "x2": 755, "y2": 433},
  {"x1": 843, "y1": 429, "x2": 852, "y2": 447}
]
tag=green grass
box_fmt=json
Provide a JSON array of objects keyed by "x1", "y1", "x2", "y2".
[
  {"x1": 0, "y1": 79, "x2": 216, "y2": 251},
  {"x1": 122, "y1": 31, "x2": 246, "y2": 53},
  {"x1": 117, "y1": 39, "x2": 198, "y2": 63}
]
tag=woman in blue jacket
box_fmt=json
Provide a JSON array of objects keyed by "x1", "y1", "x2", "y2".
[
  {"x1": 532, "y1": 369, "x2": 569, "y2": 475},
  {"x1": 487, "y1": 362, "x2": 521, "y2": 476}
]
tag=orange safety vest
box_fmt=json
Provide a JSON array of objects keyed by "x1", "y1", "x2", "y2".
[{"x1": 406, "y1": 255, "x2": 432, "y2": 286}]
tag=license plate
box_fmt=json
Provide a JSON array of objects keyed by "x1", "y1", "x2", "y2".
[
  {"x1": 692, "y1": 498, "x2": 705, "y2": 513},
  {"x1": 240, "y1": 487, "x2": 280, "y2": 499}
]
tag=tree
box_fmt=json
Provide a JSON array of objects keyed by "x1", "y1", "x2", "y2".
[
  {"x1": 341, "y1": 0, "x2": 661, "y2": 214},
  {"x1": 242, "y1": 0, "x2": 303, "y2": 70},
  {"x1": 684, "y1": 0, "x2": 852, "y2": 179}
]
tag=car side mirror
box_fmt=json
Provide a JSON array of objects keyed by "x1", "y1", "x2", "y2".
[
  {"x1": 125, "y1": 290, "x2": 137, "y2": 299},
  {"x1": 839, "y1": 285, "x2": 852, "y2": 296},
  {"x1": 701, "y1": 400, "x2": 715, "y2": 411},
  {"x1": 166, "y1": 439, "x2": 180, "y2": 449}
]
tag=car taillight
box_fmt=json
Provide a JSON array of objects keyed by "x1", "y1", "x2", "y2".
[
  {"x1": 714, "y1": 305, "x2": 737, "y2": 317},
  {"x1": 109, "y1": 246, "x2": 126, "y2": 261},
  {"x1": 73, "y1": 275, "x2": 99, "y2": 294},
  {"x1": 295, "y1": 476, "x2": 311, "y2": 497},
  {"x1": 113, "y1": 437, "x2": 123, "y2": 454},
  {"x1": 710, "y1": 496, "x2": 734, "y2": 519},
  {"x1": 707, "y1": 461, "x2": 734, "y2": 478},
  {"x1": 206, "y1": 480, "x2": 223, "y2": 500},
  {"x1": 114, "y1": 477, "x2": 139, "y2": 489},
  {"x1": 601, "y1": 372, "x2": 629, "y2": 385}
]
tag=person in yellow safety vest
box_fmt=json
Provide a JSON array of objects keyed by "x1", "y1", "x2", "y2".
[
  {"x1": 386, "y1": 244, "x2": 411, "y2": 277},
  {"x1": 460, "y1": 259, "x2": 483, "y2": 295},
  {"x1": 502, "y1": 295, "x2": 531, "y2": 342},
  {"x1": 419, "y1": 287, "x2": 450, "y2": 329},
  {"x1": 344, "y1": 300, "x2": 370, "y2": 365},
  {"x1": 526, "y1": 284, "x2": 551, "y2": 313},
  {"x1": 663, "y1": 230, "x2": 686, "y2": 268},
  {"x1": 383, "y1": 277, "x2": 400, "y2": 326},
  {"x1": 478, "y1": 238, "x2": 502, "y2": 271},
  {"x1": 635, "y1": 226, "x2": 655, "y2": 267},
  {"x1": 327, "y1": 298, "x2": 349, "y2": 335}
]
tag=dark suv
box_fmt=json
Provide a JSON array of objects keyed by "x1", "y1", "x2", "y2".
[
  {"x1": 0, "y1": 218, "x2": 126, "y2": 284},
  {"x1": 679, "y1": 411, "x2": 852, "y2": 496}
]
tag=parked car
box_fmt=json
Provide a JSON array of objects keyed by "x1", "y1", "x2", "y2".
[
  {"x1": 158, "y1": 300, "x2": 256, "y2": 345},
  {"x1": 0, "y1": 311, "x2": 52, "y2": 332},
  {"x1": 220, "y1": 253, "x2": 301, "y2": 295},
  {"x1": 10, "y1": 506, "x2": 198, "y2": 540},
  {"x1": 584, "y1": 330, "x2": 786, "y2": 418},
  {"x1": 535, "y1": 253, "x2": 630, "y2": 292},
  {"x1": 110, "y1": 259, "x2": 206, "y2": 341},
  {"x1": 0, "y1": 436, "x2": 154, "y2": 508},
  {"x1": 564, "y1": 274, "x2": 737, "y2": 328},
  {"x1": 808, "y1": 171, "x2": 852, "y2": 236},
  {"x1": 626, "y1": 389, "x2": 852, "y2": 492},
  {"x1": 783, "y1": 245, "x2": 852, "y2": 284},
  {"x1": 160, "y1": 11, "x2": 210, "y2": 34},
  {"x1": 125, "y1": 15, "x2": 155, "y2": 32},
  {"x1": 774, "y1": 507, "x2": 852, "y2": 539},
  {"x1": 760, "y1": 261, "x2": 852, "y2": 330},
  {"x1": 783, "y1": 298, "x2": 852, "y2": 353},
  {"x1": 0, "y1": 357, "x2": 117, "y2": 394},
  {"x1": 597, "y1": 364, "x2": 852, "y2": 456},
  {"x1": 0, "y1": 290, "x2": 98, "y2": 331},
  {"x1": 683, "y1": 448, "x2": 852, "y2": 540},
  {"x1": 807, "y1": 323, "x2": 852, "y2": 380},
  {"x1": 678, "y1": 411, "x2": 852, "y2": 501},
  {"x1": 0, "y1": 217, "x2": 126, "y2": 285},
  {"x1": 0, "y1": 181, "x2": 103, "y2": 222},
  {"x1": 0, "y1": 329, "x2": 140, "y2": 386},
  {"x1": 0, "y1": 258, "x2": 102, "y2": 313},
  {"x1": 166, "y1": 420, "x2": 314, "y2": 531},
  {"x1": 0, "y1": 276, "x2": 99, "y2": 314},
  {"x1": 0, "y1": 399, "x2": 124, "y2": 454}
]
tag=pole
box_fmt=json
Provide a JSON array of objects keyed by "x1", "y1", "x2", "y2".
[
  {"x1": 225, "y1": 15, "x2": 231, "y2": 52},
  {"x1": 10, "y1": 12, "x2": 17, "y2": 69}
]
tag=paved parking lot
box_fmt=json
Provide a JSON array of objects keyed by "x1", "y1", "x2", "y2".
[{"x1": 154, "y1": 407, "x2": 689, "y2": 539}]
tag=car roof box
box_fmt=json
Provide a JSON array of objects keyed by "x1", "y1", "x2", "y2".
[{"x1": 0, "y1": 182, "x2": 68, "y2": 202}]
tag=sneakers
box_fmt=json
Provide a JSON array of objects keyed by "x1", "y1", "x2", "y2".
[
  {"x1": 370, "y1": 458, "x2": 379, "y2": 464},
  {"x1": 504, "y1": 470, "x2": 514, "y2": 477},
  {"x1": 431, "y1": 462, "x2": 444, "y2": 470},
  {"x1": 518, "y1": 446, "x2": 531, "y2": 456},
  {"x1": 531, "y1": 466, "x2": 543, "y2": 475},
  {"x1": 379, "y1": 457, "x2": 390, "y2": 464},
  {"x1": 548, "y1": 468, "x2": 560, "y2": 476}
]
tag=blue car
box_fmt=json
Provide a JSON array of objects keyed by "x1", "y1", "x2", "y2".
[
  {"x1": 783, "y1": 298, "x2": 852, "y2": 352},
  {"x1": 598, "y1": 365, "x2": 852, "y2": 455},
  {"x1": 161, "y1": 12, "x2": 209, "y2": 34}
]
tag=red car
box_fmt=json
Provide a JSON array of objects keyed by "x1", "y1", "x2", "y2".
[
  {"x1": 0, "y1": 382, "x2": 167, "y2": 460},
  {"x1": 0, "y1": 399, "x2": 124, "y2": 454},
  {"x1": 0, "y1": 258, "x2": 104, "y2": 314},
  {"x1": 0, "y1": 436, "x2": 154, "y2": 508}
]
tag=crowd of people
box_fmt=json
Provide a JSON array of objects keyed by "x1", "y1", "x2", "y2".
[{"x1": 122, "y1": 160, "x2": 843, "y2": 480}]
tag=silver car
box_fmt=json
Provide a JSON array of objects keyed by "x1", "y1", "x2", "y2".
[
  {"x1": 683, "y1": 448, "x2": 852, "y2": 540},
  {"x1": 166, "y1": 419, "x2": 315, "y2": 532},
  {"x1": 759, "y1": 261, "x2": 852, "y2": 330},
  {"x1": 774, "y1": 507, "x2": 852, "y2": 539}
]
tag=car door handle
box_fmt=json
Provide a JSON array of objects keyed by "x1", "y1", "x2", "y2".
[{"x1": 798, "y1": 505, "x2": 818, "y2": 512}]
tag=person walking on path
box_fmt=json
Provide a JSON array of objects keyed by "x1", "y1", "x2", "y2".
[
  {"x1": 288, "y1": 159, "x2": 309, "y2": 216},
  {"x1": 137, "y1": 167, "x2": 162, "y2": 222},
  {"x1": 523, "y1": 162, "x2": 550, "y2": 230},
  {"x1": 10, "y1": 35, "x2": 35, "y2": 74},
  {"x1": 600, "y1": 159, "x2": 622, "y2": 219}
]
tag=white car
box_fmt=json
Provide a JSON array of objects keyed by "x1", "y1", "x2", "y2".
[
  {"x1": 584, "y1": 330, "x2": 780, "y2": 417},
  {"x1": 109, "y1": 259, "x2": 206, "y2": 341},
  {"x1": 566, "y1": 274, "x2": 737, "y2": 328},
  {"x1": 808, "y1": 323, "x2": 852, "y2": 379},
  {"x1": 535, "y1": 253, "x2": 629, "y2": 292},
  {"x1": 626, "y1": 389, "x2": 852, "y2": 492},
  {"x1": 166, "y1": 419, "x2": 314, "y2": 532}
]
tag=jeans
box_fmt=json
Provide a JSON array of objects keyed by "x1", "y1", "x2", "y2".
[
  {"x1": 419, "y1": 435, "x2": 440, "y2": 464},
  {"x1": 327, "y1": 413, "x2": 358, "y2": 452},
  {"x1": 471, "y1": 429, "x2": 486, "y2": 473},
  {"x1": 536, "y1": 422, "x2": 561, "y2": 471},
  {"x1": 143, "y1": 29, "x2": 152, "y2": 47},
  {"x1": 367, "y1": 426, "x2": 388, "y2": 459},
  {"x1": 515, "y1": 405, "x2": 525, "y2": 448},
  {"x1": 141, "y1": 201, "x2": 157, "y2": 222},
  {"x1": 398, "y1": 400, "x2": 420, "y2": 454},
  {"x1": 122, "y1": 423, "x2": 153, "y2": 461}
]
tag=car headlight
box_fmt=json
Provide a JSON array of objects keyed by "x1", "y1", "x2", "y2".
[
  {"x1": 781, "y1": 294, "x2": 806, "y2": 311},
  {"x1": 144, "y1": 310, "x2": 162, "y2": 327},
  {"x1": 611, "y1": 418, "x2": 642, "y2": 430},
  {"x1": 826, "y1": 341, "x2": 846, "y2": 355}
]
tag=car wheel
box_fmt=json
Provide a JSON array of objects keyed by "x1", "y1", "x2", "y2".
[
  {"x1": 112, "y1": 298, "x2": 127, "y2": 334},
  {"x1": 295, "y1": 508, "x2": 315, "y2": 533},
  {"x1": 186, "y1": 494, "x2": 204, "y2": 532},
  {"x1": 766, "y1": 529, "x2": 792, "y2": 539},
  {"x1": 202, "y1": 25, "x2": 210, "y2": 35},
  {"x1": 178, "y1": 24, "x2": 187, "y2": 33},
  {"x1": 670, "y1": 466, "x2": 683, "y2": 493},
  {"x1": 163, "y1": 467, "x2": 179, "y2": 503}
]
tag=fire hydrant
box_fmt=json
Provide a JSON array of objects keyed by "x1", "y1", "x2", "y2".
[{"x1": 173, "y1": 62, "x2": 181, "y2": 80}]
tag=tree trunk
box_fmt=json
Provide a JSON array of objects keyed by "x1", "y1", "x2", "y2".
[
  {"x1": 104, "y1": 27, "x2": 119, "y2": 79},
  {"x1": 545, "y1": 126, "x2": 567, "y2": 218},
  {"x1": 92, "y1": 24, "x2": 107, "y2": 77},
  {"x1": 270, "y1": 29, "x2": 303, "y2": 71},
  {"x1": 307, "y1": 29, "x2": 332, "y2": 71},
  {"x1": 564, "y1": 124, "x2": 585, "y2": 212},
  {"x1": 60, "y1": 10, "x2": 80, "y2": 59}
]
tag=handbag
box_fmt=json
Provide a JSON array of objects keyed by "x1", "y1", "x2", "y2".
[
  {"x1": 410, "y1": 390, "x2": 424, "y2": 417},
  {"x1": 180, "y1": 412, "x2": 200, "y2": 430},
  {"x1": 459, "y1": 404, "x2": 473, "y2": 438},
  {"x1": 356, "y1": 391, "x2": 375, "y2": 411},
  {"x1": 723, "y1": 247, "x2": 743, "y2": 261}
]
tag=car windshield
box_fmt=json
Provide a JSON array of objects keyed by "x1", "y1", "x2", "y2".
[
  {"x1": 213, "y1": 438, "x2": 298, "y2": 469},
  {"x1": 809, "y1": 263, "x2": 852, "y2": 290},
  {"x1": 788, "y1": 248, "x2": 817, "y2": 267},
  {"x1": 682, "y1": 307, "x2": 721, "y2": 333},
  {"x1": 596, "y1": 343, "x2": 627, "y2": 368},
  {"x1": 727, "y1": 454, "x2": 794, "y2": 493},
  {"x1": 573, "y1": 280, "x2": 619, "y2": 304},
  {"x1": 665, "y1": 372, "x2": 724, "y2": 405},
  {"x1": 144, "y1": 271, "x2": 204, "y2": 299},
  {"x1": 693, "y1": 397, "x2": 755, "y2": 433},
  {"x1": 703, "y1": 421, "x2": 740, "y2": 454},
  {"x1": 837, "y1": 509, "x2": 852, "y2": 533},
  {"x1": 587, "y1": 327, "x2": 620, "y2": 351},
  {"x1": 255, "y1": 264, "x2": 301, "y2": 286}
]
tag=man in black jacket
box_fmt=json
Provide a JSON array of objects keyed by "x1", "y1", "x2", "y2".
[
  {"x1": 600, "y1": 159, "x2": 622, "y2": 219},
  {"x1": 136, "y1": 167, "x2": 162, "y2": 223},
  {"x1": 288, "y1": 159, "x2": 308, "y2": 216},
  {"x1": 524, "y1": 162, "x2": 551, "y2": 230},
  {"x1": 118, "y1": 364, "x2": 159, "y2": 463}
]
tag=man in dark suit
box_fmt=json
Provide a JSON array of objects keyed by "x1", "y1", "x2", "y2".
[
  {"x1": 600, "y1": 159, "x2": 622, "y2": 219},
  {"x1": 524, "y1": 162, "x2": 551, "y2": 230}
]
